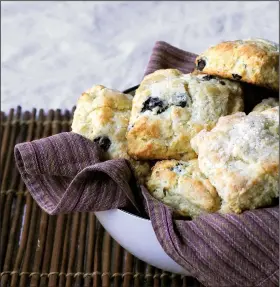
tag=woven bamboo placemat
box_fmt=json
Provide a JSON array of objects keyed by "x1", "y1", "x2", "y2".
[{"x1": 0, "y1": 107, "x2": 204, "y2": 287}]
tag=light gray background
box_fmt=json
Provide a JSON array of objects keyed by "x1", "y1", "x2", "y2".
[{"x1": 1, "y1": 1, "x2": 279, "y2": 112}]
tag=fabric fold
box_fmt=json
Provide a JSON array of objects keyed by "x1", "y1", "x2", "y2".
[
  {"x1": 15, "y1": 132, "x2": 140, "y2": 215},
  {"x1": 142, "y1": 187, "x2": 279, "y2": 287}
]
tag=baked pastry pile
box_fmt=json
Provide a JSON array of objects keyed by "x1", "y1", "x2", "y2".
[{"x1": 72, "y1": 39, "x2": 279, "y2": 218}]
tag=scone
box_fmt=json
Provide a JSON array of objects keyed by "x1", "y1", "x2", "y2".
[
  {"x1": 71, "y1": 85, "x2": 150, "y2": 180},
  {"x1": 195, "y1": 38, "x2": 279, "y2": 90},
  {"x1": 146, "y1": 160, "x2": 220, "y2": 218},
  {"x1": 127, "y1": 69, "x2": 244, "y2": 160},
  {"x1": 251, "y1": 97, "x2": 279, "y2": 113},
  {"x1": 191, "y1": 107, "x2": 279, "y2": 214}
]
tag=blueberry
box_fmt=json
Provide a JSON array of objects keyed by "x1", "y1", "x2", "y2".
[
  {"x1": 172, "y1": 93, "x2": 189, "y2": 108},
  {"x1": 156, "y1": 106, "x2": 168, "y2": 114},
  {"x1": 141, "y1": 97, "x2": 168, "y2": 114},
  {"x1": 197, "y1": 59, "x2": 206, "y2": 71},
  {"x1": 93, "y1": 136, "x2": 111, "y2": 151},
  {"x1": 202, "y1": 75, "x2": 215, "y2": 81},
  {"x1": 170, "y1": 163, "x2": 184, "y2": 173},
  {"x1": 177, "y1": 101, "x2": 187, "y2": 108},
  {"x1": 202, "y1": 75, "x2": 226, "y2": 86},
  {"x1": 232, "y1": 74, "x2": 242, "y2": 80}
]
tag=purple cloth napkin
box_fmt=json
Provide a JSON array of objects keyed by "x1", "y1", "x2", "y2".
[{"x1": 15, "y1": 41, "x2": 279, "y2": 287}]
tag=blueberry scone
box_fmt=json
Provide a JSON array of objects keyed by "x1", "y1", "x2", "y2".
[
  {"x1": 146, "y1": 160, "x2": 220, "y2": 218},
  {"x1": 127, "y1": 69, "x2": 244, "y2": 160},
  {"x1": 195, "y1": 38, "x2": 279, "y2": 90},
  {"x1": 251, "y1": 97, "x2": 279, "y2": 113},
  {"x1": 71, "y1": 85, "x2": 150, "y2": 180},
  {"x1": 191, "y1": 107, "x2": 279, "y2": 214}
]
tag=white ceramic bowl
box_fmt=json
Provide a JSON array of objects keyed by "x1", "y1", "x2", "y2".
[{"x1": 95, "y1": 209, "x2": 189, "y2": 275}]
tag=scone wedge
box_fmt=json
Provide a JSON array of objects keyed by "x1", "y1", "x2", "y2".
[
  {"x1": 195, "y1": 38, "x2": 279, "y2": 90},
  {"x1": 191, "y1": 107, "x2": 279, "y2": 214},
  {"x1": 127, "y1": 69, "x2": 243, "y2": 160},
  {"x1": 146, "y1": 160, "x2": 221, "y2": 218},
  {"x1": 72, "y1": 85, "x2": 150, "y2": 181}
]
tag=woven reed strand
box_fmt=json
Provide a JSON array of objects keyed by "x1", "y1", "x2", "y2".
[
  {"x1": 84, "y1": 213, "x2": 96, "y2": 287},
  {"x1": 101, "y1": 231, "x2": 112, "y2": 287},
  {"x1": 93, "y1": 223, "x2": 103, "y2": 287},
  {"x1": 112, "y1": 242, "x2": 123, "y2": 287},
  {"x1": 59, "y1": 214, "x2": 72, "y2": 287},
  {"x1": 0, "y1": 107, "x2": 204, "y2": 287},
  {"x1": 133, "y1": 258, "x2": 145, "y2": 287},
  {"x1": 153, "y1": 268, "x2": 161, "y2": 287},
  {"x1": 123, "y1": 250, "x2": 134, "y2": 287},
  {"x1": 75, "y1": 212, "x2": 88, "y2": 287}
]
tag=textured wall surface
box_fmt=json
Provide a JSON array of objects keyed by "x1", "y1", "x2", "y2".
[{"x1": 1, "y1": 1, "x2": 279, "y2": 111}]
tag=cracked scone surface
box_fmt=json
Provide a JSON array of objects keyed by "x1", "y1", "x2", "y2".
[
  {"x1": 71, "y1": 85, "x2": 150, "y2": 180},
  {"x1": 127, "y1": 69, "x2": 244, "y2": 160},
  {"x1": 195, "y1": 38, "x2": 279, "y2": 90},
  {"x1": 251, "y1": 97, "x2": 279, "y2": 113},
  {"x1": 191, "y1": 107, "x2": 279, "y2": 214},
  {"x1": 146, "y1": 160, "x2": 220, "y2": 218}
]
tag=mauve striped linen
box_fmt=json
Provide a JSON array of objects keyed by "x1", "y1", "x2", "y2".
[
  {"x1": 14, "y1": 41, "x2": 279, "y2": 287},
  {"x1": 144, "y1": 41, "x2": 197, "y2": 76}
]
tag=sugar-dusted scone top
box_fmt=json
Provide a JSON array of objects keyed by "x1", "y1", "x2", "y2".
[
  {"x1": 146, "y1": 160, "x2": 220, "y2": 218},
  {"x1": 127, "y1": 69, "x2": 244, "y2": 160},
  {"x1": 191, "y1": 107, "x2": 279, "y2": 214},
  {"x1": 251, "y1": 97, "x2": 279, "y2": 113},
  {"x1": 195, "y1": 38, "x2": 279, "y2": 90},
  {"x1": 71, "y1": 85, "x2": 150, "y2": 180}
]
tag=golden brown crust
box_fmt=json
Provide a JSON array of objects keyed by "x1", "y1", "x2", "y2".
[
  {"x1": 127, "y1": 69, "x2": 243, "y2": 160},
  {"x1": 146, "y1": 160, "x2": 221, "y2": 218},
  {"x1": 72, "y1": 85, "x2": 151, "y2": 181},
  {"x1": 195, "y1": 39, "x2": 279, "y2": 90},
  {"x1": 191, "y1": 107, "x2": 279, "y2": 214}
]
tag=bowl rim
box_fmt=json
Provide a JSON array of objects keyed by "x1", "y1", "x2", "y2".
[
  {"x1": 123, "y1": 85, "x2": 139, "y2": 94},
  {"x1": 119, "y1": 208, "x2": 151, "y2": 221}
]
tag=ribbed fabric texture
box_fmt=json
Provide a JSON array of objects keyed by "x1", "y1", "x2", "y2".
[
  {"x1": 144, "y1": 41, "x2": 197, "y2": 76},
  {"x1": 15, "y1": 41, "x2": 279, "y2": 287}
]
